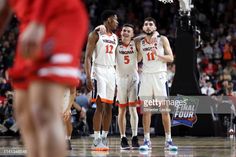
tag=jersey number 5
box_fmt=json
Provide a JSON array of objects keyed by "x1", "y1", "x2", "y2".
[
  {"x1": 124, "y1": 55, "x2": 130, "y2": 64},
  {"x1": 105, "y1": 45, "x2": 114, "y2": 54}
]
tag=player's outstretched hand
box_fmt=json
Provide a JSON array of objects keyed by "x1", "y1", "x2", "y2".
[{"x1": 19, "y1": 21, "x2": 45, "y2": 59}]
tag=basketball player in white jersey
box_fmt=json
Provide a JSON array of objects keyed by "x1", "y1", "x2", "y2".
[
  {"x1": 85, "y1": 10, "x2": 118, "y2": 151},
  {"x1": 136, "y1": 17, "x2": 178, "y2": 151},
  {"x1": 115, "y1": 24, "x2": 140, "y2": 150},
  {"x1": 62, "y1": 87, "x2": 76, "y2": 150}
]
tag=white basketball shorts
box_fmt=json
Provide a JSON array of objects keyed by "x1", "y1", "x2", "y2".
[
  {"x1": 139, "y1": 71, "x2": 169, "y2": 100},
  {"x1": 91, "y1": 65, "x2": 116, "y2": 104},
  {"x1": 116, "y1": 72, "x2": 139, "y2": 107}
]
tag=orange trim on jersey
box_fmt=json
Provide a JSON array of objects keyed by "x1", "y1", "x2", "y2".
[
  {"x1": 117, "y1": 101, "x2": 139, "y2": 108},
  {"x1": 101, "y1": 98, "x2": 114, "y2": 104},
  {"x1": 90, "y1": 98, "x2": 114, "y2": 104},
  {"x1": 117, "y1": 103, "x2": 128, "y2": 108},
  {"x1": 129, "y1": 101, "x2": 138, "y2": 106},
  {"x1": 91, "y1": 98, "x2": 96, "y2": 103},
  {"x1": 137, "y1": 99, "x2": 143, "y2": 105}
]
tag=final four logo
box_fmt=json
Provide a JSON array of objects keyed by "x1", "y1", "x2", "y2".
[{"x1": 172, "y1": 95, "x2": 198, "y2": 128}]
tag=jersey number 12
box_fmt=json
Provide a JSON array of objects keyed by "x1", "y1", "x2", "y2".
[{"x1": 105, "y1": 45, "x2": 114, "y2": 54}]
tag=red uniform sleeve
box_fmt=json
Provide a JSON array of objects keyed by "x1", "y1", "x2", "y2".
[
  {"x1": 31, "y1": 0, "x2": 67, "y2": 24},
  {"x1": 31, "y1": 0, "x2": 49, "y2": 24}
]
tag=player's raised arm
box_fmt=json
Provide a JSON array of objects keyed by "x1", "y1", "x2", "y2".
[
  {"x1": 84, "y1": 31, "x2": 99, "y2": 92},
  {"x1": 0, "y1": 0, "x2": 12, "y2": 37},
  {"x1": 157, "y1": 36, "x2": 174, "y2": 63}
]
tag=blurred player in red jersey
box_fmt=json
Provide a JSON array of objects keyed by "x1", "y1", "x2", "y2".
[{"x1": 0, "y1": 0, "x2": 88, "y2": 157}]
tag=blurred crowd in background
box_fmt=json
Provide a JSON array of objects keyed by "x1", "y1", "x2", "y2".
[{"x1": 0, "y1": 0, "x2": 235, "y2": 136}]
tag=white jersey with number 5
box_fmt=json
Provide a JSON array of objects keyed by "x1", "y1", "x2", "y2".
[
  {"x1": 93, "y1": 32, "x2": 118, "y2": 66},
  {"x1": 140, "y1": 36, "x2": 167, "y2": 73},
  {"x1": 116, "y1": 40, "x2": 138, "y2": 76}
]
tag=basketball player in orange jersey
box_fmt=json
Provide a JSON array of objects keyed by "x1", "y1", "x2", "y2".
[
  {"x1": 0, "y1": 1, "x2": 88, "y2": 157},
  {"x1": 62, "y1": 87, "x2": 76, "y2": 150},
  {"x1": 136, "y1": 17, "x2": 178, "y2": 151},
  {"x1": 85, "y1": 10, "x2": 118, "y2": 151}
]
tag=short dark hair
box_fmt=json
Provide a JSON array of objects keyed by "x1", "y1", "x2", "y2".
[
  {"x1": 144, "y1": 17, "x2": 157, "y2": 26},
  {"x1": 101, "y1": 10, "x2": 117, "y2": 22},
  {"x1": 122, "y1": 23, "x2": 134, "y2": 30}
]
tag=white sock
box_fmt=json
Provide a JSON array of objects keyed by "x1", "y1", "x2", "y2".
[
  {"x1": 66, "y1": 136, "x2": 71, "y2": 140},
  {"x1": 129, "y1": 107, "x2": 138, "y2": 137},
  {"x1": 144, "y1": 133, "x2": 150, "y2": 141},
  {"x1": 101, "y1": 130, "x2": 108, "y2": 138},
  {"x1": 121, "y1": 134, "x2": 126, "y2": 138},
  {"x1": 94, "y1": 131, "x2": 100, "y2": 140},
  {"x1": 165, "y1": 132, "x2": 172, "y2": 142}
]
